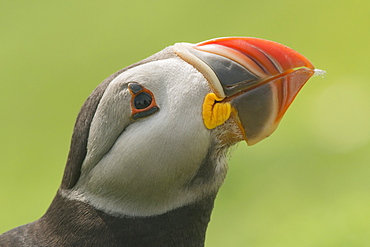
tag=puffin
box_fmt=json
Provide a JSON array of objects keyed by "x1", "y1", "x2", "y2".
[{"x1": 0, "y1": 37, "x2": 316, "y2": 246}]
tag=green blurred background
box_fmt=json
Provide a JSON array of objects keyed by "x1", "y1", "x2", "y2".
[{"x1": 1, "y1": 0, "x2": 370, "y2": 246}]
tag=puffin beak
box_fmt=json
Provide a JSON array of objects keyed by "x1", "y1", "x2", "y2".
[{"x1": 174, "y1": 37, "x2": 315, "y2": 145}]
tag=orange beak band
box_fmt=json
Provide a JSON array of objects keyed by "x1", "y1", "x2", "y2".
[{"x1": 174, "y1": 37, "x2": 316, "y2": 145}]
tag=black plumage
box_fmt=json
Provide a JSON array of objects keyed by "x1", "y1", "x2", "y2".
[{"x1": 1, "y1": 193, "x2": 215, "y2": 246}]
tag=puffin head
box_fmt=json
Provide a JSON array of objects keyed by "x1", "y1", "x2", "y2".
[{"x1": 59, "y1": 37, "x2": 315, "y2": 217}]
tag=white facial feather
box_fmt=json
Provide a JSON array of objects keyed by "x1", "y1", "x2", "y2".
[{"x1": 64, "y1": 56, "x2": 230, "y2": 216}]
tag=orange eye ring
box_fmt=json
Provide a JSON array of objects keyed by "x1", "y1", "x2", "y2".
[{"x1": 128, "y1": 82, "x2": 159, "y2": 120}]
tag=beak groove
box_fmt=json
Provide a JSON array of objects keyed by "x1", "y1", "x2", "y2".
[{"x1": 174, "y1": 37, "x2": 316, "y2": 145}]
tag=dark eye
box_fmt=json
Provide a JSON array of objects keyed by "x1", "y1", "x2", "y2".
[
  {"x1": 128, "y1": 82, "x2": 159, "y2": 120},
  {"x1": 134, "y1": 92, "x2": 152, "y2": 109}
]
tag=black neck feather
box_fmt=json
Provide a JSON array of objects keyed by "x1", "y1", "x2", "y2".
[{"x1": 35, "y1": 192, "x2": 216, "y2": 246}]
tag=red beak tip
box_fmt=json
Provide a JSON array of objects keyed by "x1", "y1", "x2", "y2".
[{"x1": 196, "y1": 37, "x2": 315, "y2": 76}]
